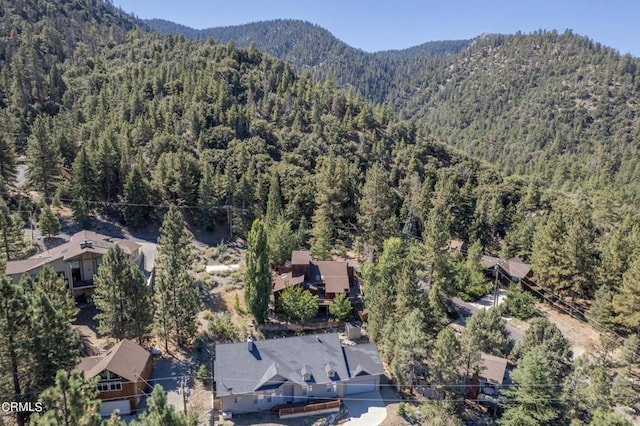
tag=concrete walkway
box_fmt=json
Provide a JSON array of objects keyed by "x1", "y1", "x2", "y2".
[{"x1": 343, "y1": 391, "x2": 387, "y2": 426}]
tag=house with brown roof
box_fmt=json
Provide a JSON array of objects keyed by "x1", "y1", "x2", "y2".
[
  {"x1": 481, "y1": 255, "x2": 532, "y2": 284},
  {"x1": 467, "y1": 352, "x2": 508, "y2": 400},
  {"x1": 5, "y1": 230, "x2": 142, "y2": 298},
  {"x1": 76, "y1": 339, "x2": 153, "y2": 417},
  {"x1": 272, "y1": 250, "x2": 353, "y2": 312}
]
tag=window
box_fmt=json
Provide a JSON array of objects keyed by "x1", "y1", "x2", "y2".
[
  {"x1": 266, "y1": 393, "x2": 273, "y2": 403},
  {"x1": 326, "y1": 383, "x2": 336, "y2": 393},
  {"x1": 257, "y1": 394, "x2": 264, "y2": 404},
  {"x1": 304, "y1": 385, "x2": 313, "y2": 396},
  {"x1": 97, "y1": 382, "x2": 122, "y2": 392},
  {"x1": 253, "y1": 396, "x2": 258, "y2": 405},
  {"x1": 234, "y1": 396, "x2": 242, "y2": 404}
]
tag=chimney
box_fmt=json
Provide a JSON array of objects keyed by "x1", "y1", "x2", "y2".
[{"x1": 247, "y1": 336, "x2": 254, "y2": 352}]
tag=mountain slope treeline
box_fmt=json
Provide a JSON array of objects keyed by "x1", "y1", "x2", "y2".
[{"x1": 148, "y1": 19, "x2": 640, "y2": 200}]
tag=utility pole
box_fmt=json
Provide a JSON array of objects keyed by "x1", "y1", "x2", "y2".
[
  {"x1": 210, "y1": 344, "x2": 216, "y2": 426},
  {"x1": 181, "y1": 377, "x2": 188, "y2": 414},
  {"x1": 493, "y1": 264, "x2": 500, "y2": 307}
]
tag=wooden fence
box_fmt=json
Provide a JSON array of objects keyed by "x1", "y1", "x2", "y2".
[{"x1": 279, "y1": 399, "x2": 341, "y2": 417}]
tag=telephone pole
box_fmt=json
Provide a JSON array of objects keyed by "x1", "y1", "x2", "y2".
[{"x1": 181, "y1": 377, "x2": 188, "y2": 414}]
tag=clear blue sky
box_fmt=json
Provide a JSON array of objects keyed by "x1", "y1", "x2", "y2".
[{"x1": 113, "y1": 0, "x2": 640, "y2": 56}]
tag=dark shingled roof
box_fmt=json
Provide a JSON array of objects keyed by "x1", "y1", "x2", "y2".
[
  {"x1": 479, "y1": 352, "x2": 507, "y2": 385},
  {"x1": 214, "y1": 333, "x2": 383, "y2": 397},
  {"x1": 76, "y1": 339, "x2": 151, "y2": 383},
  {"x1": 291, "y1": 250, "x2": 310, "y2": 266},
  {"x1": 481, "y1": 256, "x2": 531, "y2": 279}
]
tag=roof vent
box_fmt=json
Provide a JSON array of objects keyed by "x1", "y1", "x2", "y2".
[{"x1": 80, "y1": 240, "x2": 93, "y2": 249}]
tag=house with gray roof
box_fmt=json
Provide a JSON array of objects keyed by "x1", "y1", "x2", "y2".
[
  {"x1": 214, "y1": 333, "x2": 384, "y2": 416},
  {"x1": 5, "y1": 230, "x2": 142, "y2": 298}
]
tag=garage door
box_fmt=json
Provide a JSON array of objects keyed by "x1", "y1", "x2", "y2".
[
  {"x1": 100, "y1": 400, "x2": 131, "y2": 417},
  {"x1": 345, "y1": 379, "x2": 378, "y2": 395}
]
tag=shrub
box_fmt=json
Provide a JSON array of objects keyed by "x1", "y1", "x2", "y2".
[
  {"x1": 197, "y1": 364, "x2": 210, "y2": 385},
  {"x1": 501, "y1": 285, "x2": 537, "y2": 319}
]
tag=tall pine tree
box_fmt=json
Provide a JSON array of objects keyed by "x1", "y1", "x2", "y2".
[
  {"x1": 93, "y1": 246, "x2": 153, "y2": 342},
  {"x1": 0, "y1": 197, "x2": 26, "y2": 261},
  {"x1": 244, "y1": 219, "x2": 271, "y2": 324}
]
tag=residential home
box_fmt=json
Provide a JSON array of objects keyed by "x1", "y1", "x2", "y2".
[
  {"x1": 214, "y1": 333, "x2": 384, "y2": 418},
  {"x1": 272, "y1": 250, "x2": 353, "y2": 312},
  {"x1": 481, "y1": 255, "x2": 532, "y2": 284},
  {"x1": 76, "y1": 339, "x2": 154, "y2": 417},
  {"x1": 467, "y1": 352, "x2": 508, "y2": 400},
  {"x1": 5, "y1": 230, "x2": 142, "y2": 298}
]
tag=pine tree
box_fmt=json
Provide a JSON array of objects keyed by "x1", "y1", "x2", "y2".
[
  {"x1": 33, "y1": 265, "x2": 78, "y2": 321},
  {"x1": 244, "y1": 219, "x2": 271, "y2": 324},
  {"x1": 265, "y1": 171, "x2": 283, "y2": 225},
  {"x1": 357, "y1": 162, "x2": 398, "y2": 255},
  {"x1": 93, "y1": 246, "x2": 153, "y2": 342},
  {"x1": 27, "y1": 288, "x2": 80, "y2": 390},
  {"x1": 430, "y1": 327, "x2": 463, "y2": 398},
  {"x1": 500, "y1": 349, "x2": 564, "y2": 425},
  {"x1": 37, "y1": 206, "x2": 60, "y2": 240},
  {"x1": 267, "y1": 214, "x2": 298, "y2": 267},
  {"x1": 0, "y1": 276, "x2": 30, "y2": 426},
  {"x1": 513, "y1": 317, "x2": 573, "y2": 382},
  {"x1": 197, "y1": 163, "x2": 220, "y2": 230},
  {"x1": 26, "y1": 115, "x2": 61, "y2": 201},
  {"x1": 462, "y1": 308, "x2": 513, "y2": 357},
  {"x1": 30, "y1": 370, "x2": 101, "y2": 426},
  {"x1": 385, "y1": 308, "x2": 430, "y2": 388},
  {"x1": 71, "y1": 146, "x2": 100, "y2": 223},
  {"x1": 310, "y1": 208, "x2": 333, "y2": 261},
  {"x1": 531, "y1": 209, "x2": 572, "y2": 295},
  {"x1": 155, "y1": 254, "x2": 200, "y2": 349},
  {"x1": 157, "y1": 205, "x2": 195, "y2": 268},
  {"x1": 121, "y1": 160, "x2": 152, "y2": 228},
  {"x1": 0, "y1": 133, "x2": 17, "y2": 187},
  {"x1": 613, "y1": 257, "x2": 640, "y2": 334},
  {"x1": 0, "y1": 198, "x2": 26, "y2": 261},
  {"x1": 131, "y1": 385, "x2": 198, "y2": 426},
  {"x1": 329, "y1": 291, "x2": 352, "y2": 321}
]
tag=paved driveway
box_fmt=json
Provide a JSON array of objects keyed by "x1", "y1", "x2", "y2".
[{"x1": 343, "y1": 391, "x2": 387, "y2": 426}]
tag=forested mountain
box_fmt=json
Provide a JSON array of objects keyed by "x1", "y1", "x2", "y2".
[
  {"x1": 396, "y1": 31, "x2": 640, "y2": 195},
  {"x1": 373, "y1": 39, "x2": 471, "y2": 59},
  {"x1": 144, "y1": 18, "x2": 472, "y2": 103},
  {"x1": 3, "y1": 2, "x2": 640, "y2": 424},
  {"x1": 147, "y1": 19, "x2": 640, "y2": 199},
  {"x1": 0, "y1": 0, "x2": 527, "y2": 249}
]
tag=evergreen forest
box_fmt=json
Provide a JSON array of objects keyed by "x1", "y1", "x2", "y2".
[{"x1": 1, "y1": 1, "x2": 640, "y2": 424}]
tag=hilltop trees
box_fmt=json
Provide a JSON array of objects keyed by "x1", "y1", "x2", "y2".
[{"x1": 244, "y1": 219, "x2": 271, "y2": 324}]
